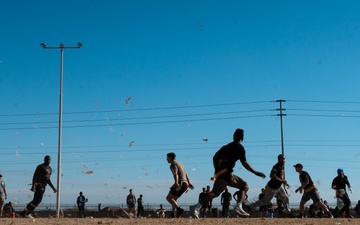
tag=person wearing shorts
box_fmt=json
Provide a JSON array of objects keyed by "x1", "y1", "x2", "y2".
[
  {"x1": 166, "y1": 152, "x2": 194, "y2": 218},
  {"x1": 126, "y1": 189, "x2": 136, "y2": 218},
  {"x1": 294, "y1": 163, "x2": 333, "y2": 218},
  {"x1": 190, "y1": 129, "x2": 266, "y2": 218}
]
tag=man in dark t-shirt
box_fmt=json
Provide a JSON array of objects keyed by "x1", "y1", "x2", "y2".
[
  {"x1": 249, "y1": 154, "x2": 292, "y2": 216},
  {"x1": 190, "y1": 129, "x2": 266, "y2": 218},
  {"x1": 294, "y1": 163, "x2": 333, "y2": 218},
  {"x1": 21, "y1": 155, "x2": 57, "y2": 219},
  {"x1": 332, "y1": 168, "x2": 352, "y2": 218},
  {"x1": 221, "y1": 188, "x2": 232, "y2": 218}
]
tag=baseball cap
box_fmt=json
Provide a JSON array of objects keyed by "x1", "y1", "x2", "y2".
[
  {"x1": 337, "y1": 168, "x2": 344, "y2": 172},
  {"x1": 293, "y1": 163, "x2": 303, "y2": 168}
]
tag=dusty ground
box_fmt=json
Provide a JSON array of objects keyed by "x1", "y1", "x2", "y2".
[{"x1": 1, "y1": 218, "x2": 359, "y2": 225}]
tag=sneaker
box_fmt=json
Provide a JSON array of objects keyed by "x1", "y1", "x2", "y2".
[
  {"x1": 25, "y1": 214, "x2": 34, "y2": 219},
  {"x1": 234, "y1": 206, "x2": 250, "y2": 217},
  {"x1": 189, "y1": 205, "x2": 199, "y2": 219},
  {"x1": 176, "y1": 207, "x2": 184, "y2": 218},
  {"x1": 328, "y1": 211, "x2": 334, "y2": 218}
]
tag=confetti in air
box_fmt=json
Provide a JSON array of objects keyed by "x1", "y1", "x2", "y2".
[
  {"x1": 125, "y1": 96, "x2": 132, "y2": 104},
  {"x1": 129, "y1": 141, "x2": 135, "y2": 147},
  {"x1": 141, "y1": 166, "x2": 149, "y2": 176},
  {"x1": 82, "y1": 170, "x2": 93, "y2": 175},
  {"x1": 202, "y1": 138, "x2": 208, "y2": 142},
  {"x1": 81, "y1": 164, "x2": 88, "y2": 169}
]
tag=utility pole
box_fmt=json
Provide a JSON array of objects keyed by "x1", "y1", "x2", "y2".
[
  {"x1": 40, "y1": 43, "x2": 82, "y2": 218},
  {"x1": 276, "y1": 99, "x2": 286, "y2": 156}
]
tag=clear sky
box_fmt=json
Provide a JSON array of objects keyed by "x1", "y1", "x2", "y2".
[{"x1": 1, "y1": 0, "x2": 360, "y2": 209}]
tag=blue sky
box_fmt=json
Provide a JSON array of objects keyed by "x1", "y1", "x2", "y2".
[{"x1": 1, "y1": 0, "x2": 360, "y2": 209}]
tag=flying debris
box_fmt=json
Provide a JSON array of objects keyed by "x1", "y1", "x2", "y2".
[
  {"x1": 202, "y1": 138, "x2": 208, "y2": 142},
  {"x1": 141, "y1": 166, "x2": 149, "y2": 176},
  {"x1": 125, "y1": 96, "x2": 132, "y2": 104},
  {"x1": 82, "y1": 170, "x2": 93, "y2": 175},
  {"x1": 129, "y1": 141, "x2": 135, "y2": 147},
  {"x1": 81, "y1": 164, "x2": 88, "y2": 169}
]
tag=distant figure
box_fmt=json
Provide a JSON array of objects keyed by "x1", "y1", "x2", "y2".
[
  {"x1": 3, "y1": 202, "x2": 14, "y2": 218},
  {"x1": 98, "y1": 203, "x2": 101, "y2": 211},
  {"x1": 156, "y1": 204, "x2": 166, "y2": 218},
  {"x1": 332, "y1": 168, "x2": 352, "y2": 218},
  {"x1": 294, "y1": 163, "x2": 333, "y2": 218},
  {"x1": 354, "y1": 200, "x2": 360, "y2": 215},
  {"x1": 21, "y1": 155, "x2": 57, "y2": 219},
  {"x1": 249, "y1": 154, "x2": 292, "y2": 217},
  {"x1": 267, "y1": 202, "x2": 274, "y2": 218},
  {"x1": 0, "y1": 174, "x2": 7, "y2": 217},
  {"x1": 166, "y1": 152, "x2": 194, "y2": 218},
  {"x1": 258, "y1": 188, "x2": 267, "y2": 217},
  {"x1": 206, "y1": 185, "x2": 212, "y2": 217},
  {"x1": 126, "y1": 189, "x2": 136, "y2": 218},
  {"x1": 137, "y1": 194, "x2": 144, "y2": 218},
  {"x1": 77, "y1": 191, "x2": 86, "y2": 218},
  {"x1": 220, "y1": 188, "x2": 232, "y2": 218},
  {"x1": 190, "y1": 129, "x2": 266, "y2": 218},
  {"x1": 198, "y1": 187, "x2": 207, "y2": 217}
]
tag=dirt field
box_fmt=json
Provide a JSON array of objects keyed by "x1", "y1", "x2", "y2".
[{"x1": 2, "y1": 218, "x2": 359, "y2": 225}]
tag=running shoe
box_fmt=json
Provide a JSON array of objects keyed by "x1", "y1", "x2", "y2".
[
  {"x1": 234, "y1": 206, "x2": 250, "y2": 217},
  {"x1": 189, "y1": 205, "x2": 199, "y2": 219}
]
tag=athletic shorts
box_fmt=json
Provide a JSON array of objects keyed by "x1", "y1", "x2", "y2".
[
  {"x1": 212, "y1": 174, "x2": 247, "y2": 196},
  {"x1": 169, "y1": 182, "x2": 188, "y2": 197},
  {"x1": 301, "y1": 188, "x2": 321, "y2": 203}
]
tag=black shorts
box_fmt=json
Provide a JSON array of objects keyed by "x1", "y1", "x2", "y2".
[
  {"x1": 169, "y1": 182, "x2": 188, "y2": 197},
  {"x1": 301, "y1": 188, "x2": 321, "y2": 203}
]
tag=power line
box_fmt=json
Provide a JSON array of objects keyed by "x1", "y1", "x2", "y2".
[
  {"x1": 287, "y1": 113, "x2": 360, "y2": 118},
  {"x1": 0, "y1": 114, "x2": 271, "y2": 131},
  {"x1": 0, "y1": 100, "x2": 272, "y2": 117},
  {"x1": 0, "y1": 109, "x2": 272, "y2": 126},
  {"x1": 287, "y1": 100, "x2": 360, "y2": 104}
]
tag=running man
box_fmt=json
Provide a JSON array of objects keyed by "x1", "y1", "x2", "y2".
[
  {"x1": 166, "y1": 152, "x2": 194, "y2": 218},
  {"x1": 332, "y1": 168, "x2": 353, "y2": 218},
  {"x1": 190, "y1": 128, "x2": 266, "y2": 218},
  {"x1": 294, "y1": 163, "x2": 333, "y2": 218},
  {"x1": 249, "y1": 154, "x2": 292, "y2": 217},
  {"x1": 21, "y1": 155, "x2": 57, "y2": 219}
]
